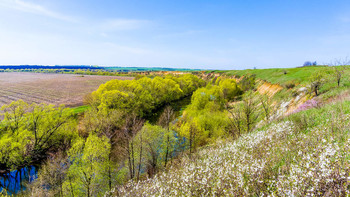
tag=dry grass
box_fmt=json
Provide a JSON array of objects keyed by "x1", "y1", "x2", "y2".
[{"x1": 0, "y1": 73, "x2": 133, "y2": 107}]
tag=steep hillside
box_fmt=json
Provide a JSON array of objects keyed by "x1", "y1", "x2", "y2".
[
  {"x1": 109, "y1": 101, "x2": 350, "y2": 196},
  {"x1": 106, "y1": 66, "x2": 350, "y2": 196}
]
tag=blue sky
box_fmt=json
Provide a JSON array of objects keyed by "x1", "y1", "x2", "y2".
[{"x1": 0, "y1": 0, "x2": 349, "y2": 69}]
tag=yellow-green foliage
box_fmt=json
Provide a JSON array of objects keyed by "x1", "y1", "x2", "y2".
[
  {"x1": 113, "y1": 101, "x2": 350, "y2": 196},
  {"x1": 178, "y1": 111, "x2": 228, "y2": 149},
  {"x1": 177, "y1": 78, "x2": 241, "y2": 150},
  {"x1": 63, "y1": 134, "x2": 111, "y2": 197},
  {"x1": 0, "y1": 100, "x2": 77, "y2": 170},
  {"x1": 127, "y1": 124, "x2": 177, "y2": 176},
  {"x1": 91, "y1": 74, "x2": 205, "y2": 116},
  {"x1": 217, "y1": 77, "x2": 242, "y2": 100}
]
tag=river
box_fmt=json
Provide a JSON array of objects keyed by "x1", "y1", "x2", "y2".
[
  {"x1": 0, "y1": 96, "x2": 191, "y2": 195},
  {"x1": 0, "y1": 166, "x2": 37, "y2": 195}
]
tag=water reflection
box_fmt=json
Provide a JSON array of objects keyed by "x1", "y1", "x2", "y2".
[{"x1": 0, "y1": 166, "x2": 37, "y2": 195}]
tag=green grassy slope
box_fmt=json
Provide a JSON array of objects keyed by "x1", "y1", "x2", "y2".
[
  {"x1": 220, "y1": 65, "x2": 350, "y2": 101},
  {"x1": 221, "y1": 66, "x2": 349, "y2": 85}
]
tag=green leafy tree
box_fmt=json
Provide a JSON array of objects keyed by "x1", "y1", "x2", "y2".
[
  {"x1": 227, "y1": 91, "x2": 260, "y2": 137},
  {"x1": 329, "y1": 58, "x2": 349, "y2": 87},
  {"x1": 91, "y1": 74, "x2": 204, "y2": 117},
  {"x1": 0, "y1": 101, "x2": 76, "y2": 171},
  {"x1": 130, "y1": 123, "x2": 177, "y2": 178},
  {"x1": 238, "y1": 74, "x2": 256, "y2": 91},
  {"x1": 310, "y1": 71, "x2": 325, "y2": 96},
  {"x1": 28, "y1": 152, "x2": 68, "y2": 196},
  {"x1": 123, "y1": 115, "x2": 144, "y2": 180},
  {"x1": 177, "y1": 118, "x2": 200, "y2": 153},
  {"x1": 240, "y1": 91, "x2": 260, "y2": 133},
  {"x1": 218, "y1": 78, "x2": 242, "y2": 101},
  {"x1": 157, "y1": 106, "x2": 175, "y2": 167},
  {"x1": 259, "y1": 94, "x2": 276, "y2": 122},
  {"x1": 63, "y1": 134, "x2": 111, "y2": 197},
  {"x1": 227, "y1": 103, "x2": 243, "y2": 139},
  {"x1": 176, "y1": 79, "x2": 241, "y2": 151}
]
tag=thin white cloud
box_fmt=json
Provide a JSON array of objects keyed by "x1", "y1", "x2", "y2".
[
  {"x1": 156, "y1": 30, "x2": 203, "y2": 38},
  {"x1": 100, "y1": 18, "x2": 152, "y2": 32},
  {"x1": 0, "y1": 0, "x2": 77, "y2": 22},
  {"x1": 103, "y1": 42, "x2": 153, "y2": 55}
]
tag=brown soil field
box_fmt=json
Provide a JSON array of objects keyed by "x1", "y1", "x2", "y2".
[{"x1": 0, "y1": 73, "x2": 133, "y2": 107}]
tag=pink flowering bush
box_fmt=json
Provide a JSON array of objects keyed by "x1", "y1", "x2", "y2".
[{"x1": 293, "y1": 98, "x2": 319, "y2": 114}]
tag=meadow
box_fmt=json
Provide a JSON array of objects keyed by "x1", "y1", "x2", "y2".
[{"x1": 0, "y1": 73, "x2": 133, "y2": 107}]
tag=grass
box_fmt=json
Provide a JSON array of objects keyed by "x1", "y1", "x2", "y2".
[
  {"x1": 71, "y1": 105, "x2": 90, "y2": 114},
  {"x1": 221, "y1": 65, "x2": 350, "y2": 106},
  {"x1": 223, "y1": 66, "x2": 348, "y2": 86},
  {"x1": 105, "y1": 67, "x2": 201, "y2": 72}
]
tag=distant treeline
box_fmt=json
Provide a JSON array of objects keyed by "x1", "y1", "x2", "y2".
[
  {"x1": 0, "y1": 65, "x2": 103, "y2": 70},
  {"x1": 105, "y1": 67, "x2": 201, "y2": 72},
  {"x1": 0, "y1": 65, "x2": 201, "y2": 73}
]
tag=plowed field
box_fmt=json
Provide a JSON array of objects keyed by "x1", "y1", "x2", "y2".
[{"x1": 0, "y1": 73, "x2": 133, "y2": 107}]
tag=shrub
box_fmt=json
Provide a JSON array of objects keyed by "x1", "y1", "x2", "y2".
[
  {"x1": 238, "y1": 74, "x2": 256, "y2": 91},
  {"x1": 283, "y1": 81, "x2": 296, "y2": 89}
]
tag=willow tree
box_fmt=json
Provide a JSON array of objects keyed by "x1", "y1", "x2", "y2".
[
  {"x1": 63, "y1": 134, "x2": 111, "y2": 197},
  {"x1": 131, "y1": 123, "x2": 177, "y2": 178},
  {"x1": 0, "y1": 100, "x2": 76, "y2": 171}
]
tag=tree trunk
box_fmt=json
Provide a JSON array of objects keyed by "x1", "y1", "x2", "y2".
[
  {"x1": 127, "y1": 144, "x2": 133, "y2": 179},
  {"x1": 314, "y1": 85, "x2": 318, "y2": 96},
  {"x1": 131, "y1": 141, "x2": 135, "y2": 179},
  {"x1": 164, "y1": 135, "x2": 169, "y2": 167},
  {"x1": 108, "y1": 164, "x2": 112, "y2": 191},
  {"x1": 137, "y1": 134, "x2": 143, "y2": 181},
  {"x1": 69, "y1": 176, "x2": 75, "y2": 197},
  {"x1": 189, "y1": 127, "x2": 193, "y2": 154},
  {"x1": 246, "y1": 113, "x2": 250, "y2": 132}
]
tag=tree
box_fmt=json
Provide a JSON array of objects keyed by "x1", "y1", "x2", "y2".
[
  {"x1": 217, "y1": 78, "x2": 242, "y2": 101},
  {"x1": 27, "y1": 104, "x2": 76, "y2": 162},
  {"x1": 82, "y1": 108, "x2": 131, "y2": 190},
  {"x1": 329, "y1": 58, "x2": 349, "y2": 87},
  {"x1": 157, "y1": 106, "x2": 175, "y2": 167},
  {"x1": 82, "y1": 108, "x2": 124, "y2": 143},
  {"x1": 176, "y1": 81, "x2": 236, "y2": 151},
  {"x1": 259, "y1": 94, "x2": 276, "y2": 122},
  {"x1": 334, "y1": 67, "x2": 344, "y2": 87},
  {"x1": 0, "y1": 101, "x2": 76, "y2": 171},
  {"x1": 309, "y1": 71, "x2": 325, "y2": 96},
  {"x1": 91, "y1": 74, "x2": 204, "y2": 117},
  {"x1": 123, "y1": 115, "x2": 144, "y2": 180},
  {"x1": 227, "y1": 103, "x2": 243, "y2": 139},
  {"x1": 131, "y1": 124, "x2": 177, "y2": 178},
  {"x1": 232, "y1": 91, "x2": 260, "y2": 133},
  {"x1": 29, "y1": 152, "x2": 68, "y2": 196},
  {"x1": 178, "y1": 119, "x2": 200, "y2": 154},
  {"x1": 1, "y1": 100, "x2": 28, "y2": 133},
  {"x1": 303, "y1": 61, "x2": 317, "y2": 67},
  {"x1": 63, "y1": 134, "x2": 111, "y2": 197},
  {"x1": 238, "y1": 74, "x2": 256, "y2": 91}
]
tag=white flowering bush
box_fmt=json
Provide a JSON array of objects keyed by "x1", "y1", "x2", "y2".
[{"x1": 107, "y1": 102, "x2": 350, "y2": 196}]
